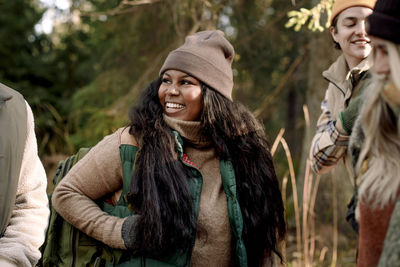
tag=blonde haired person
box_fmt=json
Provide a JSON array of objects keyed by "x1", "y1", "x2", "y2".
[{"x1": 348, "y1": 0, "x2": 400, "y2": 266}]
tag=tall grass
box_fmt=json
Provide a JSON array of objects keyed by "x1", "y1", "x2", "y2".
[{"x1": 271, "y1": 105, "x2": 339, "y2": 267}]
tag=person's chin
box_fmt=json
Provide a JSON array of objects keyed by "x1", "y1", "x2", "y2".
[
  {"x1": 352, "y1": 51, "x2": 370, "y2": 62},
  {"x1": 356, "y1": 47, "x2": 371, "y2": 57}
]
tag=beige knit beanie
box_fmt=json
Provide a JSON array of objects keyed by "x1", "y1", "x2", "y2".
[
  {"x1": 159, "y1": 30, "x2": 234, "y2": 100},
  {"x1": 330, "y1": 0, "x2": 376, "y2": 25}
]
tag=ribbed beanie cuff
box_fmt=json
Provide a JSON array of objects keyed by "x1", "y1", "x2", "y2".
[
  {"x1": 330, "y1": 0, "x2": 376, "y2": 25},
  {"x1": 160, "y1": 30, "x2": 234, "y2": 100},
  {"x1": 367, "y1": 0, "x2": 400, "y2": 44}
]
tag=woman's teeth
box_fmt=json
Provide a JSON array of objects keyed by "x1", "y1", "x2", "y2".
[{"x1": 166, "y1": 103, "x2": 185, "y2": 109}]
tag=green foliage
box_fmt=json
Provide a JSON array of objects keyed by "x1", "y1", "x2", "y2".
[
  {"x1": 0, "y1": 0, "x2": 50, "y2": 97},
  {"x1": 63, "y1": 0, "x2": 180, "y2": 150},
  {"x1": 1, "y1": 1, "x2": 360, "y2": 265},
  {"x1": 0, "y1": 0, "x2": 310, "y2": 182},
  {"x1": 285, "y1": 0, "x2": 334, "y2": 32},
  {"x1": 1, "y1": 0, "x2": 310, "y2": 165},
  {"x1": 226, "y1": 0, "x2": 308, "y2": 158},
  {"x1": 0, "y1": 0, "x2": 67, "y2": 154}
]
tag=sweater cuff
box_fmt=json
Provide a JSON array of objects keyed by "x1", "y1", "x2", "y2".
[
  {"x1": 121, "y1": 215, "x2": 140, "y2": 251},
  {"x1": 337, "y1": 114, "x2": 350, "y2": 136},
  {"x1": 103, "y1": 217, "x2": 128, "y2": 250}
]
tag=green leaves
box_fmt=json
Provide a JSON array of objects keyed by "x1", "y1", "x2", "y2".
[{"x1": 286, "y1": 0, "x2": 333, "y2": 32}]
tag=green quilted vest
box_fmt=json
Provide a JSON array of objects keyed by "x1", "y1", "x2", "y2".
[{"x1": 115, "y1": 132, "x2": 248, "y2": 266}]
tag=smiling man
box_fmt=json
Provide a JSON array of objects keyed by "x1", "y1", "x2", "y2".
[{"x1": 309, "y1": 0, "x2": 376, "y2": 231}]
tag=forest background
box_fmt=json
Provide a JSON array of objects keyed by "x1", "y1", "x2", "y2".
[{"x1": 1, "y1": 0, "x2": 357, "y2": 266}]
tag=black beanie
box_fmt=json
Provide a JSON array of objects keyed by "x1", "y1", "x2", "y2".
[{"x1": 367, "y1": 0, "x2": 400, "y2": 44}]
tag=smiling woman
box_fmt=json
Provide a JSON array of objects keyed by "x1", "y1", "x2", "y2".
[
  {"x1": 51, "y1": 30, "x2": 286, "y2": 267},
  {"x1": 158, "y1": 70, "x2": 203, "y2": 121}
]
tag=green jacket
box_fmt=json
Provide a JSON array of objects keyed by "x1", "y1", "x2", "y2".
[
  {"x1": 115, "y1": 130, "x2": 248, "y2": 266},
  {"x1": 0, "y1": 83, "x2": 27, "y2": 236}
]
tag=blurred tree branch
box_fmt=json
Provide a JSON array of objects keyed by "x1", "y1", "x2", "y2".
[
  {"x1": 254, "y1": 51, "x2": 308, "y2": 119},
  {"x1": 81, "y1": 0, "x2": 225, "y2": 39},
  {"x1": 81, "y1": 0, "x2": 161, "y2": 17},
  {"x1": 123, "y1": 0, "x2": 161, "y2": 6},
  {"x1": 170, "y1": 0, "x2": 228, "y2": 38},
  {"x1": 285, "y1": 0, "x2": 334, "y2": 32}
]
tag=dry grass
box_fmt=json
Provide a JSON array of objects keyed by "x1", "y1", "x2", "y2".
[{"x1": 271, "y1": 104, "x2": 343, "y2": 267}]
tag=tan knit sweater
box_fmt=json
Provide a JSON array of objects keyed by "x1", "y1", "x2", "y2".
[
  {"x1": 164, "y1": 116, "x2": 233, "y2": 266},
  {"x1": 52, "y1": 116, "x2": 233, "y2": 265}
]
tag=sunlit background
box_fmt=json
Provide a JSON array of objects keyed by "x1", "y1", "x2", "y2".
[{"x1": 0, "y1": 0, "x2": 357, "y2": 265}]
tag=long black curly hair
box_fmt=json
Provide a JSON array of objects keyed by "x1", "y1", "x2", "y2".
[{"x1": 128, "y1": 77, "x2": 286, "y2": 266}]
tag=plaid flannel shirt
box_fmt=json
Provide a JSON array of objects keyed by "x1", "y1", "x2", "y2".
[
  {"x1": 310, "y1": 55, "x2": 372, "y2": 175},
  {"x1": 310, "y1": 92, "x2": 350, "y2": 174}
]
